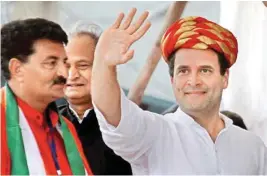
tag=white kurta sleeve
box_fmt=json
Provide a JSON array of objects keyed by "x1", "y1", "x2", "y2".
[{"x1": 93, "y1": 89, "x2": 164, "y2": 163}]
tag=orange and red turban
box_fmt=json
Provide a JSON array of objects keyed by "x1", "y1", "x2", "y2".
[{"x1": 160, "y1": 16, "x2": 238, "y2": 67}]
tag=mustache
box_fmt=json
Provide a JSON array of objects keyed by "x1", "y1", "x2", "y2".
[{"x1": 53, "y1": 76, "x2": 66, "y2": 85}]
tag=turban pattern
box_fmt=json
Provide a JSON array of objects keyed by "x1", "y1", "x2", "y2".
[{"x1": 161, "y1": 16, "x2": 238, "y2": 67}]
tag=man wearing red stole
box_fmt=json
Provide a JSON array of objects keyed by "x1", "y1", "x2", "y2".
[{"x1": 1, "y1": 18, "x2": 92, "y2": 175}]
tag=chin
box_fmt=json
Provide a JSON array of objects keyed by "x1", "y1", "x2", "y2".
[
  {"x1": 65, "y1": 92, "x2": 82, "y2": 99},
  {"x1": 187, "y1": 107, "x2": 206, "y2": 112},
  {"x1": 181, "y1": 103, "x2": 207, "y2": 111}
]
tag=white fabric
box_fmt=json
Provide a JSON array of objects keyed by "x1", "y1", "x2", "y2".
[
  {"x1": 93, "y1": 90, "x2": 267, "y2": 175},
  {"x1": 220, "y1": 1, "x2": 267, "y2": 146},
  {"x1": 19, "y1": 107, "x2": 46, "y2": 175},
  {"x1": 68, "y1": 104, "x2": 92, "y2": 124}
]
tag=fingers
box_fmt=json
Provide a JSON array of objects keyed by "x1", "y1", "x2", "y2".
[
  {"x1": 120, "y1": 8, "x2": 137, "y2": 30},
  {"x1": 111, "y1": 13, "x2": 125, "y2": 29},
  {"x1": 120, "y1": 49, "x2": 135, "y2": 64},
  {"x1": 131, "y1": 21, "x2": 151, "y2": 42},
  {"x1": 126, "y1": 11, "x2": 149, "y2": 34}
]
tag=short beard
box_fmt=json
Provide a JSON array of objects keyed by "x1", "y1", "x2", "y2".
[{"x1": 178, "y1": 91, "x2": 223, "y2": 116}]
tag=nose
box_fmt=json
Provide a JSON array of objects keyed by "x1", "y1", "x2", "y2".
[
  {"x1": 68, "y1": 66, "x2": 80, "y2": 81},
  {"x1": 186, "y1": 71, "x2": 202, "y2": 87},
  {"x1": 57, "y1": 60, "x2": 68, "y2": 79}
]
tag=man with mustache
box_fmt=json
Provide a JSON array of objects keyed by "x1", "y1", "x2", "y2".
[
  {"x1": 1, "y1": 18, "x2": 92, "y2": 175},
  {"x1": 91, "y1": 9, "x2": 267, "y2": 174},
  {"x1": 59, "y1": 25, "x2": 132, "y2": 174}
]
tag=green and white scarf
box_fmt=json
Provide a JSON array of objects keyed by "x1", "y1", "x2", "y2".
[{"x1": 5, "y1": 84, "x2": 88, "y2": 175}]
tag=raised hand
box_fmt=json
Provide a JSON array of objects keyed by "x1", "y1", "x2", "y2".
[{"x1": 95, "y1": 8, "x2": 151, "y2": 66}]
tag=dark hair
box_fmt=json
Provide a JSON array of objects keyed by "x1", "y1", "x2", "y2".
[
  {"x1": 167, "y1": 49, "x2": 229, "y2": 77},
  {"x1": 221, "y1": 110, "x2": 247, "y2": 130},
  {"x1": 1, "y1": 18, "x2": 68, "y2": 80}
]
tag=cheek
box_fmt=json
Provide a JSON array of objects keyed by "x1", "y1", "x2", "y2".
[
  {"x1": 86, "y1": 79, "x2": 91, "y2": 90},
  {"x1": 173, "y1": 77, "x2": 186, "y2": 93},
  {"x1": 206, "y1": 80, "x2": 224, "y2": 93},
  {"x1": 22, "y1": 67, "x2": 40, "y2": 83},
  {"x1": 23, "y1": 64, "x2": 55, "y2": 87},
  {"x1": 80, "y1": 70, "x2": 92, "y2": 87}
]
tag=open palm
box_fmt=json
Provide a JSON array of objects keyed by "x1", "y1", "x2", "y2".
[{"x1": 95, "y1": 8, "x2": 151, "y2": 66}]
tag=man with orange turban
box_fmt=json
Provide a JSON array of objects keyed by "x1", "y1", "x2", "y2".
[
  {"x1": 161, "y1": 16, "x2": 238, "y2": 66},
  {"x1": 91, "y1": 9, "x2": 267, "y2": 174}
]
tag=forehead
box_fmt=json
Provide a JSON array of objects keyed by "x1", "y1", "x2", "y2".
[
  {"x1": 174, "y1": 48, "x2": 219, "y2": 68},
  {"x1": 32, "y1": 39, "x2": 66, "y2": 59},
  {"x1": 66, "y1": 35, "x2": 96, "y2": 58}
]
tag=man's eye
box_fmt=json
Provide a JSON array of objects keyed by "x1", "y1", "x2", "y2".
[
  {"x1": 178, "y1": 69, "x2": 188, "y2": 75},
  {"x1": 78, "y1": 65, "x2": 90, "y2": 70},
  {"x1": 50, "y1": 61, "x2": 56, "y2": 65},
  {"x1": 200, "y1": 68, "x2": 212, "y2": 74},
  {"x1": 43, "y1": 61, "x2": 57, "y2": 69}
]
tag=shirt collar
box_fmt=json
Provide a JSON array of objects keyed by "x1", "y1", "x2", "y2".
[
  {"x1": 17, "y1": 96, "x2": 59, "y2": 129},
  {"x1": 68, "y1": 104, "x2": 93, "y2": 124},
  {"x1": 174, "y1": 108, "x2": 195, "y2": 125}
]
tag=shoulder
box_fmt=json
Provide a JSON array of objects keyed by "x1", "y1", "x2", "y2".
[{"x1": 229, "y1": 125, "x2": 266, "y2": 149}]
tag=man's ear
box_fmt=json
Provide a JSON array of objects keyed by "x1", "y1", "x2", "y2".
[
  {"x1": 8, "y1": 58, "x2": 24, "y2": 81},
  {"x1": 222, "y1": 69, "x2": 229, "y2": 89}
]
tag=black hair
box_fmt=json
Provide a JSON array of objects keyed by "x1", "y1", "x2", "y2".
[{"x1": 1, "y1": 18, "x2": 68, "y2": 80}]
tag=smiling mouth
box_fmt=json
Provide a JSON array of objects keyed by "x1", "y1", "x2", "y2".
[
  {"x1": 67, "y1": 84, "x2": 84, "y2": 87},
  {"x1": 184, "y1": 91, "x2": 206, "y2": 95}
]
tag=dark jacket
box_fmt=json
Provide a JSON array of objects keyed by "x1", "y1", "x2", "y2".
[{"x1": 58, "y1": 104, "x2": 132, "y2": 175}]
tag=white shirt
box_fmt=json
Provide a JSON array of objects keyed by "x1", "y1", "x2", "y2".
[
  {"x1": 93, "y1": 90, "x2": 267, "y2": 175},
  {"x1": 68, "y1": 105, "x2": 92, "y2": 124}
]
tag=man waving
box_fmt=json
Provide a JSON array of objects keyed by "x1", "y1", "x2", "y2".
[{"x1": 91, "y1": 8, "x2": 267, "y2": 175}]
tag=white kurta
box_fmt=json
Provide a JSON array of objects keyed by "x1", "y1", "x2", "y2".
[
  {"x1": 93, "y1": 90, "x2": 267, "y2": 175},
  {"x1": 220, "y1": 1, "x2": 267, "y2": 146}
]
